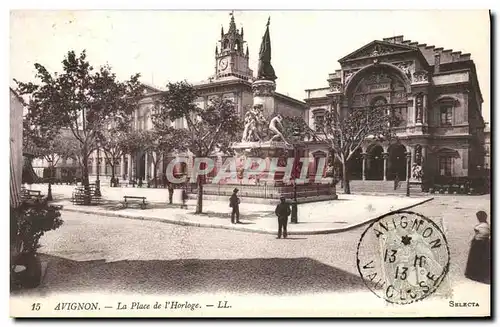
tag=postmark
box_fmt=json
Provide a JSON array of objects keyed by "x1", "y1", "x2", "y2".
[{"x1": 356, "y1": 211, "x2": 450, "y2": 305}]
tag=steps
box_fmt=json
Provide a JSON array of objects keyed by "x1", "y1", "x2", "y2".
[{"x1": 342, "y1": 180, "x2": 423, "y2": 195}]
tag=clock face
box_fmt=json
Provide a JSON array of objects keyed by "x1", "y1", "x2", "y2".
[{"x1": 219, "y1": 58, "x2": 228, "y2": 71}]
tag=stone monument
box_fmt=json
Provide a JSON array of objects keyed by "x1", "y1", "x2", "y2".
[{"x1": 221, "y1": 18, "x2": 336, "y2": 202}]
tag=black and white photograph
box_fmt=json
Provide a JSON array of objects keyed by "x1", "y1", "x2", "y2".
[{"x1": 8, "y1": 9, "x2": 491, "y2": 317}]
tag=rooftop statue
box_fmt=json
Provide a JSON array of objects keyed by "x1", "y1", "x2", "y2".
[{"x1": 257, "y1": 17, "x2": 277, "y2": 82}]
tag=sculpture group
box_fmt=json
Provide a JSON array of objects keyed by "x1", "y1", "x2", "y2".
[{"x1": 241, "y1": 104, "x2": 289, "y2": 145}]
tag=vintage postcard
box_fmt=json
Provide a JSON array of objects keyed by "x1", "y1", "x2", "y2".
[{"x1": 9, "y1": 9, "x2": 491, "y2": 318}]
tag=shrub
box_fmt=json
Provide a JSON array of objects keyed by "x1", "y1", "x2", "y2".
[{"x1": 11, "y1": 202, "x2": 64, "y2": 254}]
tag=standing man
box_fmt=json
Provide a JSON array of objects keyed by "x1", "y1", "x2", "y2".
[
  {"x1": 181, "y1": 184, "x2": 188, "y2": 209},
  {"x1": 167, "y1": 181, "x2": 174, "y2": 205},
  {"x1": 275, "y1": 196, "x2": 291, "y2": 239},
  {"x1": 229, "y1": 188, "x2": 240, "y2": 224}
]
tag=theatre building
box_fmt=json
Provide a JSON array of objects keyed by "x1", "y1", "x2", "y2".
[{"x1": 304, "y1": 35, "x2": 486, "y2": 188}]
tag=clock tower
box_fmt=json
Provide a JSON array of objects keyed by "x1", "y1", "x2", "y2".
[{"x1": 215, "y1": 13, "x2": 253, "y2": 81}]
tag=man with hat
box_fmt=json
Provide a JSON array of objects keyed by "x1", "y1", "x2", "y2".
[
  {"x1": 229, "y1": 188, "x2": 241, "y2": 224},
  {"x1": 275, "y1": 196, "x2": 291, "y2": 239}
]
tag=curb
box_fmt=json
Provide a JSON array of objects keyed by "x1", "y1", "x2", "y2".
[{"x1": 59, "y1": 197, "x2": 434, "y2": 236}]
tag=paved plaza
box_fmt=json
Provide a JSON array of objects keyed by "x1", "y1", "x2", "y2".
[
  {"x1": 28, "y1": 184, "x2": 431, "y2": 234},
  {"x1": 12, "y1": 193, "x2": 490, "y2": 316}
]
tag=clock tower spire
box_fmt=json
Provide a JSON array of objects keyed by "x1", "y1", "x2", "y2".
[{"x1": 215, "y1": 11, "x2": 253, "y2": 81}]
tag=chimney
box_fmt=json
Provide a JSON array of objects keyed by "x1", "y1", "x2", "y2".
[
  {"x1": 451, "y1": 51, "x2": 462, "y2": 62},
  {"x1": 459, "y1": 53, "x2": 471, "y2": 61},
  {"x1": 434, "y1": 53, "x2": 441, "y2": 74}
]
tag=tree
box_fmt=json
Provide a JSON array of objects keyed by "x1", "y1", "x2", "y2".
[
  {"x1": 140, "y1": 128, "x2": 187, "y2": 188},
  {"x1": 25, "y1": 129, "x2": 80, "y2": 199},
  {"x1": 154, "y1": 81, "x2": 242, "y2": 213},
  {"x1": 15, "y1": 50, "x2": 144, "y2": 203},
  {"x1": 320, "y1": 105, "x2": 399, "y2": 194},
  {"x1": 281, "y1": 115, "x2": 319, "y2": 142},
  {"x1": 99, "y1": 124, "x2": 132, "y2": 186}
]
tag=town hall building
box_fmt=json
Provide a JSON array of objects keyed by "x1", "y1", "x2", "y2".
[
  {"x1": 304, "y1": 35, "x2": 486, "y2": 187},
  {"x1": 88, "y1": 14, "x2": 307, "y2": 183}
]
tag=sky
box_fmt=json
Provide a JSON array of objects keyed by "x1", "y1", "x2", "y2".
[{"x1": 9, "y1": 10, "x2": 490, "y2": 122}]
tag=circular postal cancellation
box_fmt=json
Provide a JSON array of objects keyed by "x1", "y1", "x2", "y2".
[{"x1": 356, "y1": 211, "x2": 450, "y2": 305}]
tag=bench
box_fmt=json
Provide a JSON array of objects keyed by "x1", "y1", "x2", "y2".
[
  {"x1": 71, "y1": 184, "x2": 101, "y2": 205},
  {"x1": 20, "y1": 189, "x2": 44, "y2": 202},
  {"x1": 122, "y1": 196, "x2": 148, "y2": 209}
]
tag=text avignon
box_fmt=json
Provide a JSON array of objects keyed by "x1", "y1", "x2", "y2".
[{"x1": 54, "y1": 302, "x2": 99, "y2": 311}]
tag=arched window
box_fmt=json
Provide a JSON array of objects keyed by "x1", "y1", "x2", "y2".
[
  {"x1": 235, "y1": 40, "x2": 240, "y2": 51},
  {"x1": 223, "y1": 39, "x2": 229, "y2": 49}
]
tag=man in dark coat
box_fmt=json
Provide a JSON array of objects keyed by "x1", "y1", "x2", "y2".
[
  {"x1": 167, "y1": 182, "x2": 174, "y2": 204},
  {"x1": 229, "y1": 188, "x2": 240, "y2": 224},
  {"x1": 275, "y1": 196, "x2": 291, "y2": 239}
]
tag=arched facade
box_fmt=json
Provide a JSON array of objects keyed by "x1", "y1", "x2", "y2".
[{"x1": 305, "y1": 36, "x2": 486, "y2": 190}]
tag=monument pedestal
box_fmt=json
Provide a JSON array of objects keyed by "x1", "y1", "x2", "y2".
[{"x1": 252, "y1": 79, "x2": 276, "y2": 117}]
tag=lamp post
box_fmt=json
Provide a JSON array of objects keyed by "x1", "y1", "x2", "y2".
[
  {"x1": 291, "y1": 127, "x2": 300, "y2": 224},
  {"x1": 406, "y1": 151, "x2": 411, "y2": 197},
  {"x1": 95, "y1": 143, "x2": 102, "y2": 197},
  {"x1": 47, "y1": 159, "x2": 53, "y2": 201}
]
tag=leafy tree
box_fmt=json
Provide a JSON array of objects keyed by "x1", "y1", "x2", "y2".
[
  {"x1": 281, "y1": 115, "x2": 319, "y2": 142},
  {"x1": 319, "y1": 105, "x2": 399, "y2": 194},
  {"x1": 98, "y1": 122, "x2": 133, "y2": 185},
  {"x1": 154, "y1": 81, "x2": 242, "y2": 213},
  {"x1": 120, "y1": 129, "x2": 146, "y2": 183},
  {"x1": 140, "y1": 128, "x2": 187, "y2": 188},
  {"x1": 15, "y1": 50, "x2": 144, "y2": 203}
]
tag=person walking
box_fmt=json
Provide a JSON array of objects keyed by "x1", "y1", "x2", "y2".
[
  {"x1": 181, "y1": 185, "x2": 188, "y2": 209},
  {"x1": 167, "y1": 182, "x2": 174, "y2": 205},
  {"x1": 229, "y1": 188, "x2": 240, "y2": 224},
  {"x1": 465, "y1": 210, "x2": 491, "y2": 283},
  {"x1": 275, "y1": 196, "x2": 291, "y2": 239},
  {"x1": 162, "y1": 173, "x2": 168, "y2": 189}
]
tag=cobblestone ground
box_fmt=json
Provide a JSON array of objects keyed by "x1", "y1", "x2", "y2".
[{"x1": 14, "y1": 195, "x2": 490, "y2": 297}]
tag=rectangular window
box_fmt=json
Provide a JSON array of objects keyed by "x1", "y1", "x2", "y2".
[
  {"x1": 392, "y1": 107, "x2": 407, "y2": 126},
  {"x1": 314, "y1": 115, "x2": 324, "y2": 132},
  {"x1": 439, "y1": 156, "x2": 452, "y2": 176},
  {"x1": 440, "y1": 105, "x2": 453, "y2": 126}
]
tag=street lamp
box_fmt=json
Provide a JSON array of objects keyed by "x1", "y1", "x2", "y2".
[
  {"x1": 406, "y1": 151, "x2": 411, "y2": 197},
  {"x1": 95, "y1": 142, "x2": 102, "y2": 197},
  {"x1": 47, "y1": 159, "x2": 53, "y2": 201},
  {"x1": 291, "y1": 127, "x2": 301, "y2": 224}
]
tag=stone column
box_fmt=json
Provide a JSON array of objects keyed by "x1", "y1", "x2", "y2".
[
  {"x1": 92, "y1": 151, "x2": 98, "y2": 180},
  {"x1": 406, "y1": 151, "x2": 412, "y2": 182},
  {"x1": 407, "y1": 146, "x2": 415, "y2": 181},
  {"x1": 421, "y1": 146, "x2": 428, "y2": 179},
  {"x1": 120, "y1": 155, "x2": 125, "y2": 180},
  {"x1": 416, "y1": 94, "x2": 423, "y2": 125},
  {"x1": 423, "y1": 94, "x2": 428, "y2": 125},
  {"x1": 144, "y1": 153, "x2": 149, "y2": 180},
  {"x1": 362, "y1": 153, "x2": 367, "y2": 181},
  {"x1": 128, "y1": 154, "x2": 133, "y2": 179},
  {"x1": 383, "y1": 153, "x2": 389, "y2": 181}
]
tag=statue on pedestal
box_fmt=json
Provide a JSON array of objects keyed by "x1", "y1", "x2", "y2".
[
  {"x1": 268, "y1": 114, "x2": 289, "y2": 144},
  {"x1": 257, "y1": 17, "x2": 277, "y2": 82},
  {"x1": 241, "y1": 104, "x2": 267, "y2": 142}
]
